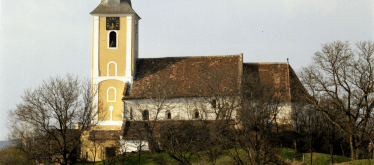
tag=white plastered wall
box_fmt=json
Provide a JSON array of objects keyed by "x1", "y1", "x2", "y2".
[
  {"x1": 123, "y1": 97, "x2": 240, "y2": 121},
  {"x1": 276, "y1": 102, "x2": 292, "y2": 125},
  {"x1": 120, "y1": 138, "x2": 149, "y2": 153},
  {"x1": 119, "y1": 97, "x2": 294, "y2": 152}
]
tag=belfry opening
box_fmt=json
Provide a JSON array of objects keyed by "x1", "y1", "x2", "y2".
[{"x1": 109, "y1": 31, "x2": 117, "y2": 48}]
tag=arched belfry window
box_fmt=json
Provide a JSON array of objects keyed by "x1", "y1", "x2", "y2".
[
  {"x1": 107, "y1": 87, "x2": 116, "y2": 102},
  {"x1": 108, "y1": 31, "x2": 117, "y2": 48},
  {"x1": 142, "y1": 110, "x2": 149, "y2": 120}
]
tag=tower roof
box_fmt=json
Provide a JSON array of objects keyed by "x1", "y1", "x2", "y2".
[{"x1": 90, "y1": 0, "x2": 139, "y2": 17}]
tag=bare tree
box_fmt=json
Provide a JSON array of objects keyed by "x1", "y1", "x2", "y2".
[
  {"x1": 191, "y1": 65, "x2": 241, "y2": 165},
  {"x1": 125, "y1": 75, "x2": 178, "y2": 153},
  {"x1": 228, "y1": 73, "x2": 286, "y2": 165},
  {"x1": 7, "y1": 74, "x2": 103, "y2": 165},
  {"x1": 82, "y1": 130, "x2": 107, "y2": 165},
  {"x1": 198, "y1": 70, "x2": 287, "y2": 165},
  {"x1": 158, "y1": 120, "x2": 210, "y2": 165},
  {"x1": 122, "y1": 121, "x2": 150, "y2": 165},
  {"x1": 292, "y1": 102, "x2": 324, "y2": 165},
  {"x1": 299, "y1": 41, "x2": 374, "y2": 160}
]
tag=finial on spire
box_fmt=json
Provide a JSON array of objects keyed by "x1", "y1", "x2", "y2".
[
  {"x1": 101, "y1": 0, "x2": 132, "y2": 7},
  {"x1": 287, "y1": 58, "x2": 289, "y2": 64}
]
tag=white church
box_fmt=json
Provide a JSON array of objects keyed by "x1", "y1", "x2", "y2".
[{"x1": 83, "y1": 0, "x2": 310, "y2": 160}]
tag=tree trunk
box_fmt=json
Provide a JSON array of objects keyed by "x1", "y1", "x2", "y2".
[
  {"x1": 350, "y1": 135, "x2": 356, "y2": 160},
  {"x1": 356, "y1": 148, "x2": 360, "y2": 160},
  {"x1": 330, "y1": 144, "x2": 333, "y2": 165},
  {"x1": 138, "y1": 151, "x2": 141, "y2": 165},
  {"x1": 254, "y1": 151, "x2": 259, "y2": 165},
  {"x1": 310, "y1": 134, "x2": 313, "y2": 165}
]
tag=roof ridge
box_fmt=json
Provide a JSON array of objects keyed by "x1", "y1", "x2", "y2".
[
  {"x1": 244, "y1": 62, "x2": 288, "y2": 64},
  {"x1": 138, "y1": 54, "x2": 241, "y2": 60},
  {"x1": 90, "y1": 0, "x2": 138, "y2": 16}
]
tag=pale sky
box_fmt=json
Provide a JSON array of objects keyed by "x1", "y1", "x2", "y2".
[{"x1": 0, "y1": 0, "x2": 373, "y2": 141}]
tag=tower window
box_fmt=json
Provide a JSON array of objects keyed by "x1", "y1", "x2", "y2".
[
  {"x1": 107, "y1": 61, "x2": 117, "y2": 76},
  {"x1": 142, "y1": 110, "x2": 149, "y2": 120},
  {"x1": 109, "y1": 31, "x2": 117, "y2": 48},
  {"x1": 107, "y1": 87, "x2": 116, "y2": 102}
]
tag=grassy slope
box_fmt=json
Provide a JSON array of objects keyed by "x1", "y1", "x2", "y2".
[
  {"x1": 77, "y1": 149, "x2": 244, "y2": 165},
  {"x1": 275, "y1": 148, "x2": 351, "y2": 165},
  {"x1": 76, "y1": 152, "x2": 176, "y2": 165},
  {"x1": 0, "y1": 146, "x2": 28, "y2": 165},
  {"x1": 335, "y1": 159, "x2": 374, "y2": 165},
  {"x1": 78, "y1": 148, "x2": 374, "y2": 165}
]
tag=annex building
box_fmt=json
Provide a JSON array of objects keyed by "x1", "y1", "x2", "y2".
[{"x1": 82, "y1": 0, "x2": 310, "y2": 161}]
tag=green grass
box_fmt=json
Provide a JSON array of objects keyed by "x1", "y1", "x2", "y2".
[
  {"x1": 77, "y1": 149, "x2": 245, "y2": 165},
  {"x1": 342, "y1": 159, "x2": 374, "y2": 165},
  {"x1": 76, "y1": 152, "x2": 181, "y2": 165},
  {"x1": 274, "y1": 148, "x2": 352, "y2": 165},
  {"x1": 0, "y1": 146, "x2": 29, "y2": 165},
  {"x1": 302, "y1": 152, "x2": 350, "y2": 165},
  {"x1": 78, "y1": 148, "x2": 374, "y2": 165},
  {"x1": 275, "y1": 148, "x2": 303, "y2": 161}
]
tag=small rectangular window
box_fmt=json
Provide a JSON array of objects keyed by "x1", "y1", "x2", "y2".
[
  {"x1": 130, "y1": 108, "x2": 133, "y2": 120},
  {"x1": 143, "y1": 110, "x2": 149, "y2": 120}
]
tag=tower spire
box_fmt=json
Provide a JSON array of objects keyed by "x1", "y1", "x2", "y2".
[
  {"x1": 92, "y1": 0, "x2": 138, "y2": 16},
  {"x1": 100, "y1": 0, "x2": 131, "y2": 6}
]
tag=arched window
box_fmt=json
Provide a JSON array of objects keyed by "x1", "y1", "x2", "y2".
[
  {"x1": 166, "y1": 111, "x2": 171, "y2": 119},
  {"x1": 109, "y1": 31, "x2": 117, "y2": 48},
  {"x1": 107, "y1": 61, "x2": 117, "y2": 77},
  {"x1": 194, "y1": 110, "x2": 199, "y2": 119},
  {"x1": 107, "y1": 87, "x2": 116, "y2": 102},
  {"x1": 212, "y1": 99, "x2": 217, "y2": 109},
  {"x1": 142, "y1": 110, "x2": 149, "y2": 120}
]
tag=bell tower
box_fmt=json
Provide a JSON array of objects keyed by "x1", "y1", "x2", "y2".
[{"x1": 90, "y1": 0, "x2": 140, "y2": 129}]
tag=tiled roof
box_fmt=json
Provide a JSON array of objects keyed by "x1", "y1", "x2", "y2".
[
  {"x1": 123, "y1": 55, "x2": 243, "y2": 100},
  {"x1": 122, "y1": 55, "x2": 311, "y2": 102},
  {"x1": 288, "y1": 66, "x2": 314, "y2": 102},
  {"x1": 243, "y1": 63, "x2": 291, "y2": 101},
  {"x1": 242, "y1": 63, "x2": 312, "y2": 102},
  {"x1": 90, "y1": 0, "x2": 139, "y2": 16},
  {"x1": 88, "y1": 130, "x2": 121, "y2": 140}
]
